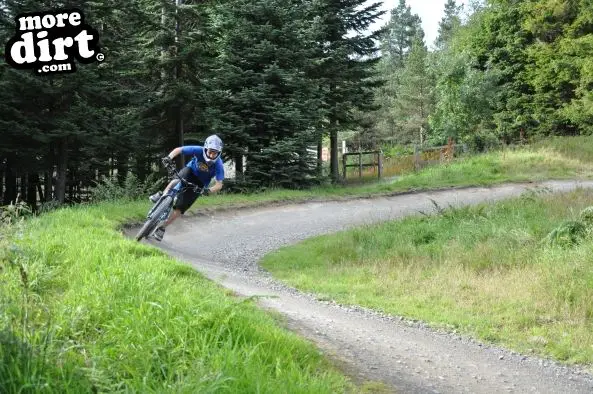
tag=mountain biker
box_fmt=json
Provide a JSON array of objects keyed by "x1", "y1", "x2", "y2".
[{"x1": 149, "y1": 134, "x2": 225, "y2": 241}]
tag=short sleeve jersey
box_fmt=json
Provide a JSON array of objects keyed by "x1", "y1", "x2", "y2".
[{"x1": 181, "y1": 146, "x2": 224, "y2": 186}]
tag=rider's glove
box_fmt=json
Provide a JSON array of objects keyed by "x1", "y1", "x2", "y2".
[{"x1": 161, "y1": 156, "x2": 173, "y2": 168}]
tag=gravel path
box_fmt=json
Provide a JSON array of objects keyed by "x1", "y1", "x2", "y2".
[{"x1": 132, "y1": 180, "x2": 593, "y2": 393}]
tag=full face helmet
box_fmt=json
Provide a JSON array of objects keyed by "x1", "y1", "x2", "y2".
[{"x1": 203, "y1": 134, "x2": 223, "y2": 163}]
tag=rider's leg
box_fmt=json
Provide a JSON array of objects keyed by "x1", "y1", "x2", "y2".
[
  {"x1": 150, "y1": 179, "x2": 179, "y2": 202},
  {"x1": 154, "y1": 169, "x2": 202, "y2": 241},
  {"x1": 153, "y1": 208, "x2": 181, "y2": 241},
  {"x1": 162, "y1": 209, "x2": 182, "y2": 228},
  {"x1": 163, "y1": 179, "x2": 179, "y2": 195}
]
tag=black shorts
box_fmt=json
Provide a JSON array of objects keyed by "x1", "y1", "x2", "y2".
[{"x1": 172, "y1": 167, "x2": 205, "y2": 214}]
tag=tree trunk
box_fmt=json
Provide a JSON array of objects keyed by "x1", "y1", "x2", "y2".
[
  {"x1": 69, "y1": 176, "x2": 75, "y2": 203},
  {"x1": 19, "y1": 174, "x2": 26, "y2": 202},
  {"x1": 317, "y1": 135, "x2": 323, "y2": 177},
  {"x1": 55, "y1": 137, "x2": 68, "y2": 203},
  {"x1": 175, "y1": 110, "x2": 184, "y2": 168},
  {"x1": 3, "y1": 158, "x2": 17, "y2": 205},
  {"x1": 27, "y1": 173, "x2": 38, "y2": 212},
  {"x1": 0, "y1": 163, "x2": 3, "y2": 204},
  {"x1": 44, "y1": 172, "x2": 52, "y2": 202},
  {"x1": 37, "y1": 182, "x2": 44, "y2": 204},
  {"x1": 116, "y1": 152, "x2": 128, "y2": 185},
  {"x1": 135, "y1": 152, "x2": 148, "y2": 183},
  {"x1": 233, "y1": 153, "x2": 244, "y2": 180},
  {"x1": 173, "y1": 0, "x2": 185, "y2": 168},
  {"x1": 45, "y1": 142, "x2": 54, "y2": 202},
  {"x1": 330, "y1": 120, "x2": 339, "y2": 183}
]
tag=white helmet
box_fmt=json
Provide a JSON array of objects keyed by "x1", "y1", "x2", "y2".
[{"x1": 203, "y1": 134, "x2": 223, "y2": 163}]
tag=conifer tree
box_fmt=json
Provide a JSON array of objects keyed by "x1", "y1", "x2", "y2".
[
  {"x1": 211, "y1": 0, "x2": 324, "y2": 188},
  {"x1": 397, "y1": 33, "x2": 434, "y2": 145},
  {"x1": 435, "y1": 0, "x2": 463, "y2": 50},
  {"x1": 373, "y1": 0, "x2": 423, "y2": 145},
  {"x1": 311, "y1": 0, "x2": 385, "y2": 182}
]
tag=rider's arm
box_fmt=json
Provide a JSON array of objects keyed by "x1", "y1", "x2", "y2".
[
  {"x1": 208, "y1": 160, "x2": 225, "y2": 194},
  {"x1": 209, "y1": 180, "x2": 223, "y2": 193},
  {"x1": 166, "y1": 147, "x2": 183, "y2": 159}
]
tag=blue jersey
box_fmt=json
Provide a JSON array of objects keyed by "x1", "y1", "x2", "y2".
[{"x1": 181, "y1": 146, "x2": 225, "y2": 186}]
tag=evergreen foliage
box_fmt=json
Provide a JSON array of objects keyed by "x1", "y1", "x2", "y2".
[{"x1": 1, "y1": 0, "x2": 593, "y2": 205}]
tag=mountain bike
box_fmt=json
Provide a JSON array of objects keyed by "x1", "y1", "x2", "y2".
[{"x1": 135, "y1": 160, "x2": 204, "y2": 242}]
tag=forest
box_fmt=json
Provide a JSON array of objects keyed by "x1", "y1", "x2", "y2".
[{"x1": 1, "y1": 0, "x2": 592, "y2": 208}]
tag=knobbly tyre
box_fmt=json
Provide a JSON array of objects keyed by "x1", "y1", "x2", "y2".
[{"x1": 135, "y1": 158, "x2": 204, "y2": 242}]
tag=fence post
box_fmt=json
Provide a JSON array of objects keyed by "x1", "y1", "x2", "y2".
[
  {"x1": 358, "y1": 151, "x2": 362, "y2": 178},
  {"x1": 377, "y1": 151, "x2": 383, "y2": 180},
  {"x1": 414, "y1": 145, "x2": 420, "y2": 171},
  {"x1": 342, "y1": 154, "x2": 347, "y2": 181}
]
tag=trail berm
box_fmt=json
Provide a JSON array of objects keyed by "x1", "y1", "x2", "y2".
[{"x1": 130, "y1": 180, "x2": 593, "y2": 393}]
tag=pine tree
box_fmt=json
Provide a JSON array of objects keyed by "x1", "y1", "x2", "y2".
[
  {"x1": 397, "y1": 33, "x2": 434, "y2": 145},
  {"x1": 312, "y1": 0, "x2": 385, "y2": 182},
  {"x1": 380, "y1": 0, "x2": 423, "y2": 68},
  {"x1": 523, "y1": 0, "x2": 593, "y2": 135},
  {"x1": 435, "y1": 0, "x2": 463, "y2": 50},
  {"x1": 0, "y1": 0, "x2": 160, "y2": 204},
  {"x1": 211, "y1": 0, "x2": 324, "y2": 189},
  {"x1": 372, "y1": 0, "x2": 423, "y2": 145},
  {"x1": 137, "y1": 0, "x2": 218, "y2": 169}
]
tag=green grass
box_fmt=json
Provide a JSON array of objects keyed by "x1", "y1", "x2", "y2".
[
  {"x1": 0, "y1": 202, "x2": 352, "y2": 392},
  {"x1": 3, "y1": 136, "x2": 593, "y2": 391},
  {"x1": 261, "y1": 188, "x2": 593, "y2": 366},
  {"x1": 180, "y1": 139, "x2": 593, "y2": 215},
  {"x1": 532, "y1": 135, "x2": 593, "y2": 163}
]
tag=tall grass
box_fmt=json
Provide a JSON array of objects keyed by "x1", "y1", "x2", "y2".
[
  {"x1": 0, "y1": 202, "x2": 351, "y2": 392},
  {"x1": 181, "y1": 143, "x2": 593, "y2": 215},
  {"x1": 261, "y1": 188, "x2": 593, "y2": 365},
  {"x1": 532, "y1": 135, "x2": 593, "y2": 163}
]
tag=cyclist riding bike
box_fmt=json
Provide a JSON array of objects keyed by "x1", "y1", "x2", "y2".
[{"x1": 149, "y1": 134, "x2": 225, "y2": 241}]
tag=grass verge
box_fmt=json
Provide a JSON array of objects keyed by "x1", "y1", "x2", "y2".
[
  {"x1": 260, "y1": 188, "x2": 593, "y2": 366},
  {"x1": 0, "y1": 202, "x2": 352, "y2": 392},
  {"x1": 181, "y1": 141, "x2": 593, "y2": 215}
]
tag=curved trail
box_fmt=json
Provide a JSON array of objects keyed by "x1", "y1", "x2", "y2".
[{"x1": 132, "y1": 180, "x2": 593, "y2": 393}]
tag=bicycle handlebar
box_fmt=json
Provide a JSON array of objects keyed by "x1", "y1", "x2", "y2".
[{"x1": 164, "y1": 162, "x2": 205, "y2": 193}]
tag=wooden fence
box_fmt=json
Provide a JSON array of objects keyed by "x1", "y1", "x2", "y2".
[
  {"x1": 342, "y1": 141, "x2": 468, "y2": 181},
  {"x1": 342, "y1": 151, "x2": 383, "y2": 181}
]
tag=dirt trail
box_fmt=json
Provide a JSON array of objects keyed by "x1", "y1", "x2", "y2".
[{"x1": 130, "y1": 180, "x2": 593, "y2": 393}]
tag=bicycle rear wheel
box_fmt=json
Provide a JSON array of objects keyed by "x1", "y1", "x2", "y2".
[{"x1": 135, "y1": 196, "x2": 173, "y2": 241}]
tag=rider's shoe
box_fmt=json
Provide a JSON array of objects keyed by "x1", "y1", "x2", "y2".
[
  {"x1": 153, "y1": 226, "x2": 165, "y2": 241},
  {"x1": 149, "y1": 191, "x2": 162, "y2": 203}
]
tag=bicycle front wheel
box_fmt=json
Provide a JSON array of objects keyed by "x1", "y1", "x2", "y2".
[{"x1": 135, "y1": 196, "x2": 173, "y2": 241}]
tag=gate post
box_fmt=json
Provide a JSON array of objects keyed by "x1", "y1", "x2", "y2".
[
  {"x1": 378, "y1": 151, "x2": 383, "y2": 180},
  {"x1": 358, "y1": 151, "x2": 362, "y2": 178}
]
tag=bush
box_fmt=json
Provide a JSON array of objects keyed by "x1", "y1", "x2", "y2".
[
  {"x1": 382, "y1": 144, "x2": 415, "y2": 158},
  {"x1": 0, "y1": 201, "x2": 32, "y2": 227},
  {"x1": 463, "y1": 132, "x2": 502, "y2": 153},
  {"x1": 544, "y1": 219, "x2": 592, "y2": 248},
  {"x1": 90, "y1": 172, "x2": 165, "y2": 202},
  {"x1": 545, "y1": 221, "x2": 588, "y2": 247},
  {"x1": 542, "y1": 205, "x2": 593, "y2": 248},
  {"x1": 578, "y1": 206, "x2": 593, "y2": 226}
]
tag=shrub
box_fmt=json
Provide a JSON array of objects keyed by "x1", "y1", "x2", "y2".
[
  {"x1": 90, "y1": 172, "x2": 165, "y2": 202},
  {"x1": 544, "y1": 220, "x2": 588, "y2": 247}
]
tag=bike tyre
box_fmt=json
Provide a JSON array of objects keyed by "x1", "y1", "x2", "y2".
[{"x1": 135, "y1": 196, "x2": 173, "y2": 241}]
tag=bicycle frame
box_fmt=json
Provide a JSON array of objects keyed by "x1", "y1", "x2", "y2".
[
  {"x1": 136, "y1": 162, "x2": 205, "y2": 241},
  {"x1": 147, "y1": 163, "x2": 204, "y2": 220}
]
